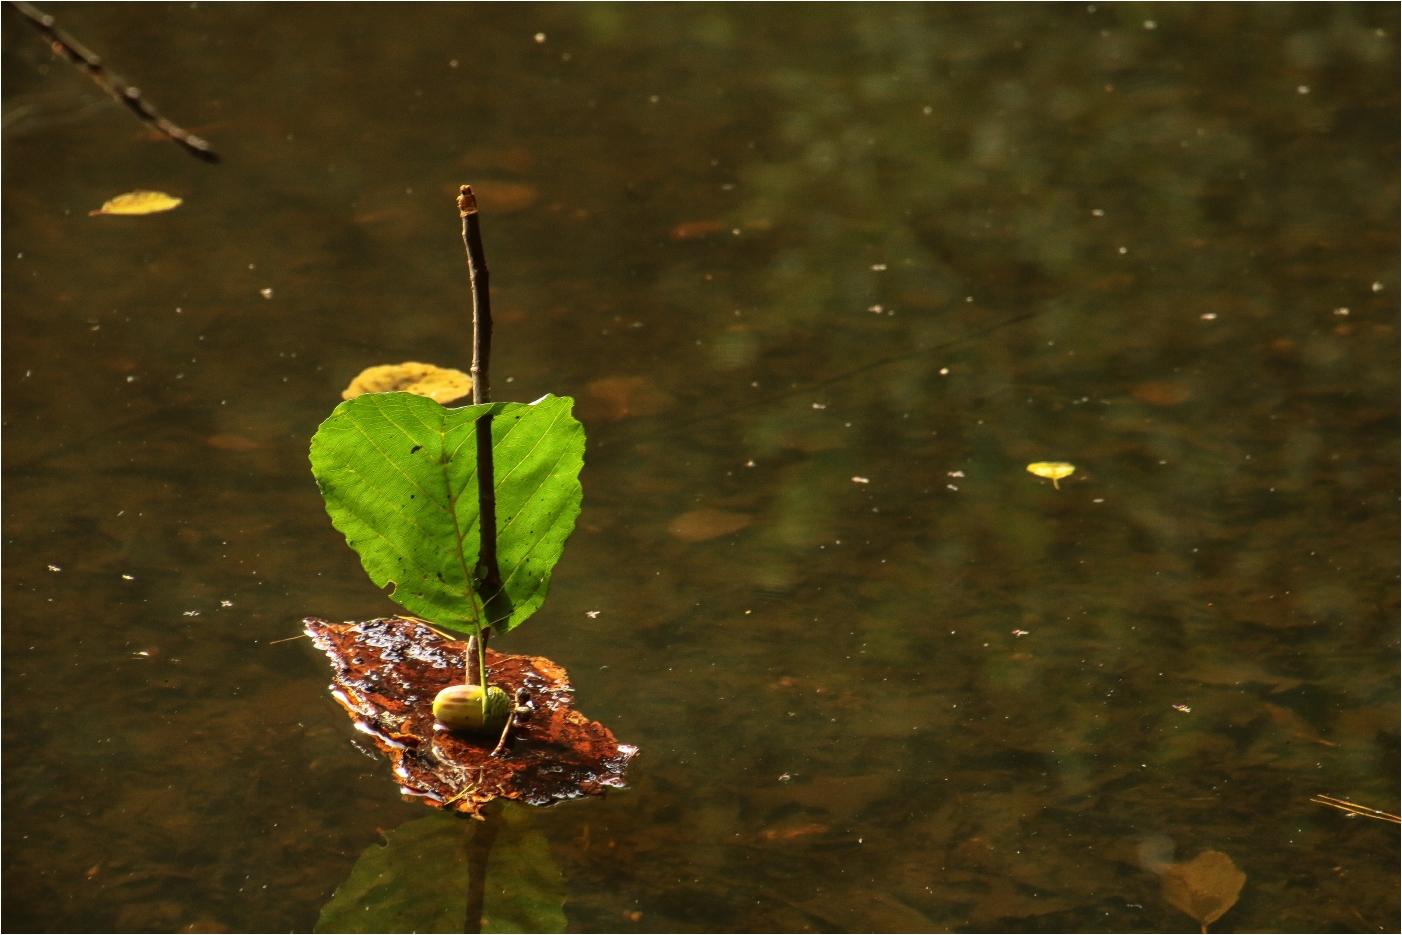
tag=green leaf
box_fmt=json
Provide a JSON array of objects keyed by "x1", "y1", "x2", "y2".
[
  {"x1": 314, "y1": 806, "x2": 567, "y2": 935},
  {"x1": 315, "y1": 813, "x2": 470, "y2": 934},
  {"x1": 310, "y1": 393, "x2": 584, "y2": 635}
]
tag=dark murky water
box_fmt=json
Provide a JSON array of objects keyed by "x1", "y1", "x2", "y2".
[{"x1": 4, "y1": 4, "x2": 1397, "y2": 932}]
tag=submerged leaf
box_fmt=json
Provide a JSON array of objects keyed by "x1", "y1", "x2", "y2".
[
  {"x1": 582, "y1": 376, "x2": 675, "y2": 421},
  {"x1": 309, "y1": 393, "x2": 583, "y2": 634},
  {"x1": 342, "y1": 362, "x2": 473, "y2": 405},
  {"x1": 668, "y1": 508, "x2": 752, "y2": 542},
  {"x1": 1026, "y1": 461, "x2": 1075, "y2": 489},
  {"x1": 1160, "y1": 850, "x2": 1245, "y2": 933},
  {"x1": 89, "y1": 190, "x2": 182, "y2": 216},
  {"x1": 304, "y1": 616, "x2": 638, "y2": 817}
]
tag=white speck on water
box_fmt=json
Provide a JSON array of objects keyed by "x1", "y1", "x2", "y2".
[
  {"x1": 1200, "y1": 313, "x2": 1217, "y2": 320},
  {"x1": 851, "y1": 476, "x2": 870, "y2": 484},
  {"x1": 1297, "y1": 85, "x2": 1310, "y2": 94},
  {"x1": 585, "y1": 610, "x2": 601, "y2": 618},
  {"x1": 183, "y1": 610, "x2": 200, "y2": 616},
  {"x1": 47, "y1": 565, "x2": 60, "y2": 572},
  {"x1": 1333, "y1": 307, "x2": 1349, "y2": 316}
]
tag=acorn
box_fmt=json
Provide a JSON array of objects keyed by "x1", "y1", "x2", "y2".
[{"x1": 432, "y1": 683, "x2": 511, "y2": 734}]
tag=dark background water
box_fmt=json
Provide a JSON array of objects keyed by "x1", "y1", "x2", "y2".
[{"x1": 3, "y1": 3, "x2": 1398, "y2": 932}]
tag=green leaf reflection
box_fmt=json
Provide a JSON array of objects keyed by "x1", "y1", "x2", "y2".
[{"x1": 315, "y1": 805, "x2": 566, "y2": 934}]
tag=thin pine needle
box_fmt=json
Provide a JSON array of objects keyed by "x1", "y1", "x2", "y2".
[{"x1": 1310, "y1": 794, "x2": 1400, "y2": 824}]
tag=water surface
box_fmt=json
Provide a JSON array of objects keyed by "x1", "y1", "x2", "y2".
[{"x1": 3, "y1": 4, "x2": 1397, "y2": 932}]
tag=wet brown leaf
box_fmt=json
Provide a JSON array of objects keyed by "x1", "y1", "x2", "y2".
[
  {"x1": 668, "y1": 509, "x2": 752, "y2": 542},
  {"x1": 970, "y1": 875, "x2": 1074, "y2": 924},
  {"x1": 759, "y1": 822, "x2": 828, "y2": 842},
  {"x1": 341, "y1": 362, "x2": 472, "y2": 404},
  {"x1": 583, "y1": 376, "x2": 675, "y2": 421},
  {"x1": 471, "y1": 181, "x2": 540, "y2": 214},
  {"x1": 205, "y1": 434, "x2": 260, "y2": 452},
  {"x1": 1160, "y1": 850, "x2": 1245, "y2": 933},
  {"x1": 670, "y1": 219, "x2": 725, "y2": 240},
  {"x1": 1132, "y1": 380, "x2": 1192, "y2": 406},
  {"x1": 304, "y1": 617, "x2": 638, "y2": 818},
  {"x1": 461, "y1": 145, "x2": 535, "y2": 173}
]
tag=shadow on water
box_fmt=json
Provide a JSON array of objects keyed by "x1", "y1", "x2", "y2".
[{"x1": 3, "y1": 4, "x2": 1397, "y2": 932}]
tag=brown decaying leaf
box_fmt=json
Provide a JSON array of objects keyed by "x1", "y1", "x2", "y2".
[
  {"x1": 446, "y1": 180, "x2": 539, "y2": 214},
  {"x1": 1132, "y1": 380, "x2": 1192, "y2": 406},
  {"x1": 341, "y1": 362, "x2": 472, "y2": 404},
  {"x1": 205, "y1": 434, "x2": 260, "y2": 452},
  {"x1": 461, "y1": 145, "x2": 535, "y2": 173},
  {"x1": 304, "y1": 617, "x2": 638, "y2": 818},
  {"x1": 583, "y1": 376, "x2": 675, "y2": 421},
  {"x1": 670, "y1": 219, "x2": 725, "y2": 240},
  {"x1": 760, "y1": 822, "x2": 828, "y2": 842},
  {"x1": 668, "y1": 509, "x2": 752, "y2": 543},
  {"x1": 1160, "y1": 850, "x2": 1245, "y2": 933}
]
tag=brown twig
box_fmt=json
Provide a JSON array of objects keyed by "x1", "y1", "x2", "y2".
[
  {"x1": 457, "y1": 186, "x2": 509, "y2": 640},
  {"x1": 458, "y1": 185, "x2": 493, "y2": 407},
  {"x1": 9, "y1": 1, "x2": 219, "y2": 163}
]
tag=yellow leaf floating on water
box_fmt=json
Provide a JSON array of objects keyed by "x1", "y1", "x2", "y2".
[
  {"x1": 342, "y1": 362, "x2": 473, "y2": 404},
  {"x1": 89, "y1": 190, "x2": 183, "y2": 216},
  {"x1": 1026, "y1": 461, "x2": 1075, "y2": 489},
  {"x1": 1159, "y1": 849, "x2": 1245, "y2": 934}
]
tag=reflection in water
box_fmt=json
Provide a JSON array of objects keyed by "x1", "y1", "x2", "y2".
[{"x1": 3, "y1": 4, "x2": 1397, "y2": 932}]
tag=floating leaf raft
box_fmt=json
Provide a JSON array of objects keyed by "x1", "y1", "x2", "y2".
[{"x1": 304, "y1": 616, "x2": 638, "y2": 817}]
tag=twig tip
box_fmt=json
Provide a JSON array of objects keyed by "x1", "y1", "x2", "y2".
[{"x1": 457, "y1": 185, "x2": 478, "y2": 217}]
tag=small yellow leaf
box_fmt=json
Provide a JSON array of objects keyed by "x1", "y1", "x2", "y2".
[
  {"x1": 89, "y1": 191, "x2": 183, "y2": 216},
  {"x1": 1026, "y1": 461, "x2": 1075, "y2": 489},
  {"x1": 342, "y1": 362, "x2": 473, "y2": 404}
]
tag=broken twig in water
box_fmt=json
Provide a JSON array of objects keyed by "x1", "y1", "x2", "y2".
[
  {"x1": 9, "y1": 0, "x2": 220, "y2": 163},
  {"x1": 1310, "y1": 794, "x2": 1401, "y2": 824}
]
